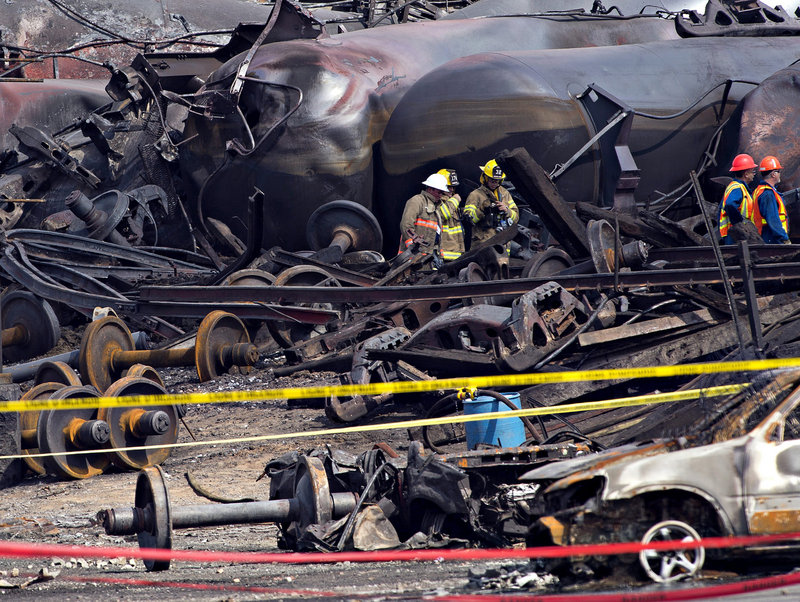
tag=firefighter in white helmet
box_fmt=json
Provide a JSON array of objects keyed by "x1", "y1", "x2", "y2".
[
  {"x1": 399, "y1": 172, "x2": 449, "y2": 260},
  {"x1": 436, "y1": 168, "x2": 465, "y2": 261},
  {"x1": 464, "y1": 159, "x2": 518, "y2": 246}
]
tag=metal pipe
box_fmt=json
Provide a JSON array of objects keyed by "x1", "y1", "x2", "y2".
[
  {"x1": 105, "y1": 493, "x2": 357, "y2": 533},
  {"x1": 171, "y1": 499, "x2": 300, "y2": 528},
  {"x1": 690, "y1": 170, "x2": 747, "y2": 353},
  {"x1": 4, "y1": 331, "x2": 148, "y2": 383}
]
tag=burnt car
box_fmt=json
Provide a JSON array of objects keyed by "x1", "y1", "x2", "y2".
[{"x1": 521, "y1": 368, "x2": 800, "y2": 583}]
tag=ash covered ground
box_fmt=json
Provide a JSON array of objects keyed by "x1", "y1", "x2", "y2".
[
  {"x1": 0, "y1": 344, "x2": 512, "y2": 600},
  {"x1": 0, "y1": 334, "x2": 794, "y2": 600}
]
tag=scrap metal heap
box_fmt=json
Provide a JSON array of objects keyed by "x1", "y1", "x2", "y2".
[
  {"x1": 98, "y1": 438, "x2": 603, "y2": 570},
  {"x1": 3, "y1": 0, "x2": 800, "y2": 586},
  {"x1": 98, "y1": 367, "x2": 800, "y2": 583}
]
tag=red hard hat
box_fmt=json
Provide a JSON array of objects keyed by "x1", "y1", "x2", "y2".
[
  {"x1": 759, "y1": 155, "x2": 782, "y2": 172},
  {"x1": 729, "y1": 153, "x2": 757, "y2": 172}
]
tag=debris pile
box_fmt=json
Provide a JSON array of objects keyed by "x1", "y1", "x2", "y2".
[{"x1": 3, "y1": 0, "x2": 800, "y2": 592}]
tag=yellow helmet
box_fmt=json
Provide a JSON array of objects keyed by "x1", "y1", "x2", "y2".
[
  {"x1": 436, "y1": 168, "x2": 459, "y2": 187},
  {"x1": 479, "y1": 159, "x2": 505, "y2": 181}
]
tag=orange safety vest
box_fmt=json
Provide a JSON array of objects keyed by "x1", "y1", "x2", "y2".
[
  {"x1": 719, "y1": 181, "x2": 754, "y2": 238},
  {"x1": 752, "y1": 183, "x2": 788, "y2": 236}
]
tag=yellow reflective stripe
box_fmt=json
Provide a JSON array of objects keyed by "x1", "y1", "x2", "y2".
[
  {"x1": 441, "y1": 251, "x2": 462, "y2": 260},
  {"x1": 442, "y1": 225, "x2": 463, "y2": 234},
  {"x1": 779, "y1": 195, "x2": 788, "y2": 232},
  {"x1": 463, "y1": 205, "x2": 479, "y2": 222},
  {"x1": 720, "y1": 181, "x2": 753, "y2": 236},
  {"x1": 754, "y1": 184, "x2": 788, "y2": 231}
]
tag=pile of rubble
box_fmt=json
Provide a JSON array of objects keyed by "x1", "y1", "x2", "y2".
[{"x1": 4, "y1": 0, "x2": 800, "y2": 592}]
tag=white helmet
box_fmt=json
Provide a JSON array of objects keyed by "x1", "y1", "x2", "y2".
[{"x1": 421, "y1": 173, "x2": 450, "y2": 193}]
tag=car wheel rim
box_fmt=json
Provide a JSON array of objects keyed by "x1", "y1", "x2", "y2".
[{"x1": 639, "y1": 519, "x2": 705, "y2": 583}]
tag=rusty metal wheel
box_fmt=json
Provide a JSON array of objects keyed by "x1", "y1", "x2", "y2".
[
  {"x1": 221, "y1": 268, "x2": 276, "y2": 287},
  {"x1": 292, "y1": 456, "x2": 333, "y2": 529},
  {"x1": 222, "y1": 268, "x2": 277, "y2": 343},
  {"x1": 135, "y1": 466, "x2": 172, "y2": 571},
  {"x1": 195, "y1": 310, "x2": 257, "y2": 381},
  {"x1": 521, "y1": 247, "x2": 574, "y2": 279},
  {"x1": 34, "y1": 360, "x2": 82, "y2": 387},
  {"x1": 37, "y1": 385, "x2": 110, "y2": 479},
  {"x1": 1, "y1": 291, "x2": 60, "y2": 363},
  {"x1": 458, "y1": 262, "x2": 492, "y2": 306},
  {"x1": 306, "y1": 200, "x2": 383, "y2": 260},
  {"x1": 587, "y1": 219, "x2": 617, "y2": 274},
  {"x1": 79, "y1": 316, "x2": 135, "y2": 393},
  {"x1": 98, "y1": 376, "x2": 179, "y2": 471},
  {"x1": 123, "y1": 364, "x2": 165, "y2": 388},
  {"x1": 19, "y1": 382, "x2": 67, "y2": 475},
  {"x1": 268, "y1": 265, "x2": 341, "y2": 348}
]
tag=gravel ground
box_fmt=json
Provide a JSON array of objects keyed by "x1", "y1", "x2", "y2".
[
  {"x1": 3, "y1": 349, "x2": 797, "y2": 600},
  {"x1": 0, "y1": 357, "x2": 518, "y2": 600}
]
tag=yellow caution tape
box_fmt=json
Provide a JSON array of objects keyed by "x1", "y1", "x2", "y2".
[
  {"x1": 0, "y1": 384, "x2": 746, "y2": 461},
  {"x1": 0, "y1": 358, "x2": 796, "y2": 413}
]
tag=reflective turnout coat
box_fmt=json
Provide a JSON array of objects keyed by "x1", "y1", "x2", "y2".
[
  {"x1": 438, "y1": 194, "x2": 465, "y2": 261},
  {"x1": 399, "y1": 189, "x2": 441, "y2": 254},
  {"x1": 464, "y1": 184, "x2": 518, "y2": 245}
]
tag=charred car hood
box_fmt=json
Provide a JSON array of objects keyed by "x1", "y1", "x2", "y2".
[{"x1": 519, "y1": 440, "x2": 677, "y2": 482}]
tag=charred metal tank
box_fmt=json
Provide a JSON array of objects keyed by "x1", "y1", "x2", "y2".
[
  {"x1": 0, "y1": 0, "x2": 276, "y2": 79},
  {"x1": 179, "y1": 6, "x2": 689, "y2": 251},
  {"x1": 376, "y1": 36, "x2": 800, "y2": 251},
  {"x1": 446, "y1": 0, "x2": 708, "y2": 18},
  {"x1": 712, "y1": 61, "x2": 800, "y2": 237},
  {"x1": 0, "y1": 80, "x2": 109, "y2": 151}
]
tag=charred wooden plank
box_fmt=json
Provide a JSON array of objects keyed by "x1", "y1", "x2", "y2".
[
  {"x1": 366, "y1": 347, "x2": 498, "y2": 375},
  {"x1": 575, "y1": 202, "x2": 704, "y2": 247},
  {"x1": 521, "y1": 292, "x2": 800, "y2": 408},
  {"x1": 673, "y1": 284, "x2": 746, "y2": 316},
  {"x1": 577, "y1": 308, "x2": 720, "y2": 347},
  {"x1": 496, "y1": 148, "x2": 590, "y2": 259}
]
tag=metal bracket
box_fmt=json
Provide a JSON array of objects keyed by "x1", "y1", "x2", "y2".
[
  {"x1": 10, "y1": 125, "x2": 101, "y2": 189},
  {"x1": 575, "y1": 84, "x2": 640, "y2": 215}
]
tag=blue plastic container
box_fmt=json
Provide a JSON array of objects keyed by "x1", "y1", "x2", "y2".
[{"x1": 463, "y1": 392, "x2": 525, "y2": 449}]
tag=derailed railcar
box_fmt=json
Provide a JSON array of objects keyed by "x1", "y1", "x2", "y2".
[
  {"x1": 710, "y1": 62, "x2": 800, "y2": 236},
  {"x1": 376, "y1": 37, "x2": 800, "y2": 248},
  {"x1": 178, "y1": 6, "x2": 688, "y2": 251}
]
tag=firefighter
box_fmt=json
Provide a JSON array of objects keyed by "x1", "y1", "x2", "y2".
[
  {"x1": 399, "y1": 172, "x2": 449, "y2": 261},
  {"x1": 464, "y1": 159, "x2": 519, "y2": 246},
  {"x1": 436, "y1": 168, "x2": 465, "y2": 261},
  {"x1": 718, "y1": 153, "x2": 757, "y2": 245},
  {"x1": 753, "y1": 155, "x2": 790, "y2": 244}
]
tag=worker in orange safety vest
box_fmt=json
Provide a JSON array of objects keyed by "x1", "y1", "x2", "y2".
[
  {"x1": 752, "y1": 155, "x2": 790, "y2": 244},
  {"x1": 718, "y1": 153, "x2": 758, "y2": 245}
]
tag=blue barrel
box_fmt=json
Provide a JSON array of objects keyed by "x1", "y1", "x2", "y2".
[{"x1": 463, "y1": 392, "x2": 525, "y2": 450}]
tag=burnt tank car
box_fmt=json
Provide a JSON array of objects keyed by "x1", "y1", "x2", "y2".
[
  {"x1": 375, "y1": 37, "x2": 800, "y2": 250},
  {"x1": 711, "y1": 61, "x2": 800, "y2": 238},
  {"x1": 178, "y1": 7, "x2": 688, "y2": 251}
]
